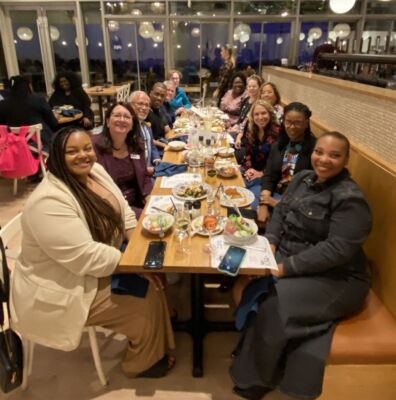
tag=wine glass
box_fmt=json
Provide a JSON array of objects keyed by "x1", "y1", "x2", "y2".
[{"x1": 175, "y1": 207, "x2": 191, "y2": 254}]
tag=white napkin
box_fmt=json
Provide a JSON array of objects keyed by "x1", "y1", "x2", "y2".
[
  {"x1": 145, "y1": 195, "x2": 183, "y2": 215},
  {"x1": 160, "y1": 173, "x2": 202, "y2": 188},
  {"x1": 210, "y1": 235, "x2": 278, "y2": 270}
]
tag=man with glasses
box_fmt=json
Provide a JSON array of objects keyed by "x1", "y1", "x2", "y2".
[{"x1": 129, "y1": 90, "x2": 161, "y2": 176}]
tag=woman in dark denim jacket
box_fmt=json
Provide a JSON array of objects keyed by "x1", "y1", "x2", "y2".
[{"x1": 231, "y1": 132, "x2": 372, "y2": 400}]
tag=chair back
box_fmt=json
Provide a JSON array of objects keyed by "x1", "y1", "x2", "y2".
[
  {"x1": 9, "y1": 124, "x2": 47, "y2": 176},
  {"x1": 116, "y1": 84, "x2": 131, "y2": 103}
]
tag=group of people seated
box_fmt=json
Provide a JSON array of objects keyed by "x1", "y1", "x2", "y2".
[{"x1": 7, "y1": 60, "x2": 373, "y2": 400}]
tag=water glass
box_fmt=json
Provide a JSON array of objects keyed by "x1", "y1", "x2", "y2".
[{"x1": 175, "y1": 207, "x2": 191, "y2": 254}]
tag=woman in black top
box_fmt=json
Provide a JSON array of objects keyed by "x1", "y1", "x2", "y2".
[
  {"x1": 213, "y1": 45, "x2": 235, "y2": 106},
  {"x1": 0, "y1": 75, "x2": 58, "y2": 147},
  {"x1": 49, "y1": 72, "x2": 94, "y2": 129},
  {"x1": 257, "y1": 102, "x2": 316, "y2": 225}
]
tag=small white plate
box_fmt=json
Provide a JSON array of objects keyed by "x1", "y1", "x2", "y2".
[
  {"x1": 217, "y1": 147, "x2": 235, "y2": 158},
  {"x1": 168, "y1": 140, "x2": 186, "y2": 151},
  {"x1": 191, "y1": 216, "x2": 226, "y2": 236}
]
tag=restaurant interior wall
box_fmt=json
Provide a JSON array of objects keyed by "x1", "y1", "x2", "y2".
[{"x1": 0, "y1": 0, "x2": 394, "y2": 94}]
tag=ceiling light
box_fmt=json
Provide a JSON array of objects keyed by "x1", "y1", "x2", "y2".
[{"x1": 329, "y1": 0, "x2": 356, "y2": 14}]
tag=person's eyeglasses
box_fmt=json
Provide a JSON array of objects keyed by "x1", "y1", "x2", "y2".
[
  {"x1": 284, "y1": 119, "x2": 304, "y2": 128},
  {"x1": 133, "y1": 102, "x2": 150, "y2": 109},
  {"x1": 111, "y1": 113, "x2": 132, "y2": 120}
]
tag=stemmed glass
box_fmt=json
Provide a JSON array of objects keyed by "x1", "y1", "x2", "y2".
[{"x1": 174, "y1": 206, "x2": 191, "y2": 254}]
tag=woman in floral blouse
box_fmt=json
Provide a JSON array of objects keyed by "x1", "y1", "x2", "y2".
[{"x1": 240, "y1": 100, "x2": 277, "y2": 210}]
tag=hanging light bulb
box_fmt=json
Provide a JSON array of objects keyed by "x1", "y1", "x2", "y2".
[{"x1": 329, "y1": 0, "x2": 356, "y2": 14}]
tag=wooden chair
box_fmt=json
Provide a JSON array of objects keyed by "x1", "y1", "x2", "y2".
[
  {"x1": 9, "y1": 124, "x2": 48, "y2": 196},
  {"x1": 0, "y1": 213, "x2": 108, "y2": 388}
]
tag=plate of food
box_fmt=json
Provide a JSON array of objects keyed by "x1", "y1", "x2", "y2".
[
  {"x1": 172, "y1": 182, "x2": 210, "y2": 201},
  {"x1": 217, "y1": 147, "x2": 235, "y2": 158},
  {"x1": 142, "y1": 213, "x2": 175, "y2": 235},
  {"x1": 191, "y1": 215, "x2": 226, "y2": 237},
  {"x1": 214, "y1": 160, "x2": 238, "y2": 178},
  {"x1": 220, "y1": 186, "x2": 254, "y2": 207},
  {"x1": 168, "y1": 140, "x2": 186, "y2": 151},
  {"x1": 223, "y1": 214, "x2": 258, "y2": 245}
]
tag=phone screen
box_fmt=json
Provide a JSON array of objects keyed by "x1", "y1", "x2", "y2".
[
  {"x1": 218, "y1": 246, "x2": 246, "y2": 276},
  {"x1": 144, "y1": 241, "x2": 166, "y2": 269}
]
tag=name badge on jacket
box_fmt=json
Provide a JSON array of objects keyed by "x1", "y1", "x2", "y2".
[{"x1": 130, "y1": 154, "x2": 140, "y2": 160}]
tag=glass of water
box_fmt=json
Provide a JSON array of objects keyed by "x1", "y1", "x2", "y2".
[{"x1": 175, "y1": 206, "x2": 191, "y2": 254}]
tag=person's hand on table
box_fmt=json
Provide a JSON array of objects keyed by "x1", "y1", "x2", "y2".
[
  {"x1": 146, "y1": 166, "x2": 155, "y2": 176},
  {"x1": 244, "y1": 168, "x2": 263, "y2": 181},
  {"x1": 139, "y1": 273, "x2": 164, "y2": 291},
  {"x1": 176, "y1": 107, "x2": 185, "y2": 115},
  {"x1": 257, "y1": 204, "x2": 269, "y2": 226}
]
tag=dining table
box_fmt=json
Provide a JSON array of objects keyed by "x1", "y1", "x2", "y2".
[
  {"x1": 56, "y1": 112, "x2": 83, "y2": 125},
  {"x1": 84, "y1": 84, "x2": 125, "y2": 124},
  {"x1": 120, "y1": 145, "x2": 268, "y2": 377}
]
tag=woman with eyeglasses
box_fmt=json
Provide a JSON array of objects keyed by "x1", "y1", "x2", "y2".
[
  {"x1": 257, "y1": 102, "x2": 316, "y2": 226},
  {"x1": 92, "y1": 103, "x2": 153, "y2": 219}
]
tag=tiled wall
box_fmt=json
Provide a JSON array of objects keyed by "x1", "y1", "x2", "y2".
[{"x1": 263, "y1": 69, "x2": 396, "y2": 165}]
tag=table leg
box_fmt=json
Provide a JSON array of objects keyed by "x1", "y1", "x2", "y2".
[{"x1": 191, "y1": 274, "x2": 204, "y2": 377}]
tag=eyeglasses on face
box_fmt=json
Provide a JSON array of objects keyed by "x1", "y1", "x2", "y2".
[
  {"x1": 284, "y1": 119, "x2": 305, "y2": 128},
  {"x1": 133, "y1": 102, "x2": 150, "y2": 109},
  {"x1": 111, "y1": 113, "x2": 132, "y2": 120}
]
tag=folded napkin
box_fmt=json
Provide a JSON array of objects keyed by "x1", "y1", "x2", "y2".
[
  {"x1": 111, "y1": 274, "x2": 149, "y2": 298},
  {"x1": 153, "y1": 162, "x2": 188, "y2": 177}
]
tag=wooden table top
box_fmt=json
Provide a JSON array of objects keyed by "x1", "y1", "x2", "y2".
[
  {"x1": 119, "y1": 146, "x2": 262, "y2": 275},
  {"x1": 85, "y1": 85, "x2": 123, "y2": 97}
]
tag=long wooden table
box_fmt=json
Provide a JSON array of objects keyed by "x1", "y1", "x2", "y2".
[{"x1": 120, "y1": 147, "x2": 260, "y2": 377}]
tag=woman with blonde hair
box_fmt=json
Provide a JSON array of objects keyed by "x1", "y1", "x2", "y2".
[
  {"x1": 240, "y1": 99, "x2": 277, "y2": 209},
  {"x1": 167, "y1": 69, "x2": 191, "y2": 115}
]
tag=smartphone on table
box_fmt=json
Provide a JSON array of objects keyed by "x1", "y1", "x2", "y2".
[
  {"x1": 144, "y1": 241, "x2": 166, "y2": 269},
  {"x1": 217, "y1": 245, "x2": 247, "y2": 277}
]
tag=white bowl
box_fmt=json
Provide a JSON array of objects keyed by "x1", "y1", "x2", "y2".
[
  {"x1": 217, "y1": 147, "x2": 235, "y2": 158},
  {"x1": 142, "y1": 213, "x2": 175, "y2": 235},
  {"x1": 168, "y1": 140, "x2": 186, "y2": 151},
  {"x1": 223, "y1": 218, "x2": 258, "y2": 245}
]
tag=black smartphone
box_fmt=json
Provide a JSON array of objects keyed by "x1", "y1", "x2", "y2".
[
  {"x1": 217, "y1": 246, "x2": 247, "y2": 276},
  {"x1": 144, "y1": 241, "x2": 166, "y2": 269}
]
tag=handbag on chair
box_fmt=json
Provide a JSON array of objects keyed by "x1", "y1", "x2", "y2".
[
  {"x1": 0, "y1": 125, "x2": 39, "y2": 179},
  {"x1": 0, "y1": 237, "x2": 23, "y2": 393}
]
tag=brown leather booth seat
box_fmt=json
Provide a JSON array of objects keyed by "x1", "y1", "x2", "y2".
[{"x1": 329, "y1": 290, "x2": 396, "y2": 364}]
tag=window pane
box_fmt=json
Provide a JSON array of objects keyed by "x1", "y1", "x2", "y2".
[
  {"x1": 363, "y1": 20, "x2": 394, "y2": 53},
  {"x1": 171, "y1": 21, "x2": 200, "y2": 85},
  {"x1": 9, "y1": 10, "x2": 45, "y2": 93},
  {"x1": 300, "y1": 0, "x2": 362, "y2": 15},
  {"x1": 234, "y1": 1, "x2": 296, "y2": 16},
  {"x1": 169, "y1": 1, "x2": 230, "y2": 16},
  {"x1": 262, "y1": 22, "x2": 291, "y2": 65},
  {"x1": 366, "y1": 1, "x2": 396, "y2": 14},
  {"x1": 81, "y1": 2, "x2": 106, "y2": 85},
  {"x1": 298, "y1": 22, "x2": 329, "y2": 65},
  {"x1": 234, "y1": 22, "x2": 262, "y2": 71},
  {"x1": 47, "y1": 11, "x2": 81, "y2": 76},
  {"x1": 104, "y1": 1, "x2": 166, "y2": 16}
]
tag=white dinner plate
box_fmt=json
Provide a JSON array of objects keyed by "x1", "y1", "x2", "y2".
[
  {"x1": 191, "y1": 216, "x2": 226, "y2": 236},
  {"x1": 220, "y1": 186, "x2": 254, "y2": 208}
]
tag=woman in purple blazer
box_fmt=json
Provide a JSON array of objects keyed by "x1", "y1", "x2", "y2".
[{"x1": 92, "y1": 102, "x2": 153, "y2": 219}]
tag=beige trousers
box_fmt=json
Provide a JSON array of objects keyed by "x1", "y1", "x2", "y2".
[{"x1": 86, "y1": 277, "x2": 175, "y2": 377}]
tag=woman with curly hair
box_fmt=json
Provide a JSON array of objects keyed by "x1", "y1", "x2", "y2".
[{"x1": 49, "y1": 71, "x2": 94, "y2": 129}]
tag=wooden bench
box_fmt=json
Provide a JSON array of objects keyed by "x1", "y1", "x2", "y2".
[{"x1": 310, "y1": 118, "x2": 396, "y2": 399}]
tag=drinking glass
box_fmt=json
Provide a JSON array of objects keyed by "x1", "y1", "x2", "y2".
[
  {"x1": 203, "y1": 208, "x2": 218, "y2": 253},
  {"x1": 175, "y1": 207, "x2": 191, "y2": 254}
]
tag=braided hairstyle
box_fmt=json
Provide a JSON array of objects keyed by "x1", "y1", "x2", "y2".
[{"x1": 47, "y1": 126, "x2": 123, "y2": 245}]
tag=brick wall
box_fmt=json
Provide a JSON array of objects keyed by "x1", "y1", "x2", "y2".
[{"x1": 263, "y1": 68, "x2": 396, "y2": 165}]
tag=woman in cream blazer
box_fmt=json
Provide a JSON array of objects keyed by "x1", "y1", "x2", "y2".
[{"x1": 10, "y1": 126, "x2": 175, "y2": 377}]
